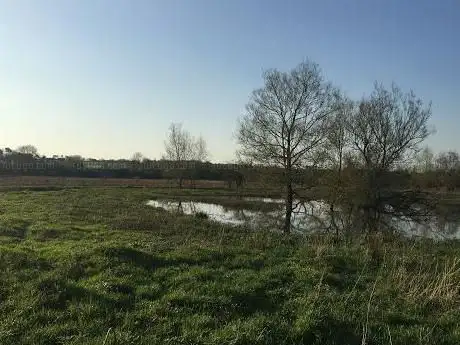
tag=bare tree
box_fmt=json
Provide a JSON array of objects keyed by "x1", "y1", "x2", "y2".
[
  {"x1": 323, "y1": 94, "x2": 355, "y2": 235},
  {"x1": 193, "y1": 135, "x2": 209, "y2": 162},
  {"x1": 325, "y1": 95, "x2": 354, "y2": 175},
  {"x1": 164, "y1": 123, "x2": 195, "y2": 164},
  {"x1": 347, "y1": 83, "x2": 433, "y2": 171},
  {"x1": 16, "y1": 145, "x2": 38, "y2": 156},
  {"x1": 436, "y1": 151, "x2": 459, "y2": 171},
  {"x1": 164, "y1": 123, "x2": 209, "y2": 188},
  {"x1": 237, "y1": 60, "x2": 336, "y2": 233},
  {"x1": 346, "y1": 82, "x2": 433, "y2": 232},
  {"x1": 414, "y1": 146, "x2": 435, "y2": 173},
  {"x1": 131, "y1": 152, "x2": 144, "y2": 163}
]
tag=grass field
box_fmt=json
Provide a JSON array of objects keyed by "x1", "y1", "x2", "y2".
[
  {"x1": 0, "y1": 176, "x2": 288, "y2": 198},
  {"x1": 0, "y1": 186, "x2": 459, "y2": 344},
  {"x1": 0, "y1": 176, "x2": 227, "y2": 189}
]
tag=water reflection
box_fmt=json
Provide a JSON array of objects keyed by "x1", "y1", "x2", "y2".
[
  {"x1": 148, "y1": 200, "x2": 261, "y2": 226},
  {"x1": 242, "y1": 197, "x2": 285, "y2": 204},
  {"x1": 146, "y1": 198, "x2": 460, "y2": 240}
]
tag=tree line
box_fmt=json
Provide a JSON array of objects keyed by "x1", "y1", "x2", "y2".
[{"x1": 0, "y1": 141, "x2": 246, "y2": 188}]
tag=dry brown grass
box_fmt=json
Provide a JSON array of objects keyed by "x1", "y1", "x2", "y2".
[
  {"x1": 0, "y1": 176, "x2": 226, "y2": 189},
  {"x1": 390, "y1": 256, "x2": 460, "y2": 305}
]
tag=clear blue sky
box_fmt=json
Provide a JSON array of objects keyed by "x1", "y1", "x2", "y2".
[{"x1": 1, "y1": 0, "x2": 458, "y2": 162}]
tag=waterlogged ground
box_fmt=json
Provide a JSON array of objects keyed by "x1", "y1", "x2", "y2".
[
  {"x1": 0, "y1": 187, "x2": 459, "y2": 345},
  {"x1": 147, "y1": 197, "x2": 460, "y2": 240}
]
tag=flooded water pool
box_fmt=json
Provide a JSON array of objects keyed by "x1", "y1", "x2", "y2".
[
  {"x1": 147, "y1": 198, "x2": 460, "y2": 239},
  {"x1": 147, "y1": 199, "x2": 264, "y2": 226}
]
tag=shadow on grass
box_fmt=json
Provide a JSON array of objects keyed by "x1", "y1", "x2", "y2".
[
  {"x1": 0, "y1": 219, "x2": 32, "y2": 239},
  {"x1": 323, "y1": 255, "x2": 365, "y2": 292},
  {"x1": 297, "y1": 314, "x2": 364, "y2": 345},
  {"x1": 101, "y1": 247, "x2": 193, "y2": 270},
  {"x1": 37, "y1": 278, "x2": 136, "y2": 311},
  {"x1": 101, "y1": 246, "x2": 247, "y2": 270},
  {"x1": 229, "y1": 287, "x2": 278, "y2": 315}
]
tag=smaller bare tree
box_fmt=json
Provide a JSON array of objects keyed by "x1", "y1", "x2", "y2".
[
  {"x1": 193, "y1": 135, "x2": 209, "y2": 162},
  {"x1": 414, "y1": 146, "x2": 435, "y2": 173},
  {"x1": 323, "y1": 94, "x2": 355, "y2": 234},
  {"x1": 164, "y1": 123, "x2": 209, "y2": 188},
  {"x1": 164, "y1": 123, "x2": 195, "y2": 164},
  {"x1": 325, "y1": 94, "x2": 354, "y2": 177},
  {"x1": 346, "y1": 82, "x2": 434, "y2": 233}
]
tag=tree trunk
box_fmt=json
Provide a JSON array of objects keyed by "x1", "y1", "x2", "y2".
[
  {"x1": 331, "y1": 153, "x2": 343, "y2": 237},
  {"x1": 284, "y1": 178, "x2": 293, "y2": 234}
]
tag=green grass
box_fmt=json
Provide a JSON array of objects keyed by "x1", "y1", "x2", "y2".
[{"x1": 0, "y1": 187, "x2": 459, "y2": 345}]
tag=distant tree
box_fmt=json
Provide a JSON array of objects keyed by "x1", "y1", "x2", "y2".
[
  {"x1": 4, "y1": 148, "x2": 13, "y2": 154},
  {"x1": 325, "y1": 94, "x2": 354, "y2": 176},
  {"x1": 131, "y1": 152, "x2": 144, "y2": 163},
  {"x1": 164, "y1": 123, "x2": 209, "y2": 187},
  {"x1": 414, "y1": 146, "x2": 435, "y2": 172},
  {"x1": 436, "y1": 151, "x2": 459, "y2": 171},
  {"x1": 16, "y1": 145, "x2": 38, "y2": 156},
  {"x1": 435, "y1": 151, "x2": 460, "y2": 190},
  {"x1": 222, "y1": 170, "x2": 245, "y2": 190},
  {"x1": 193, "y1": 135, "x2": 209, "y2": 162},
  {"x1": 64, "y1": 155, "x2": 83, "y2": 170},
  {"x1": 65, "y1": 155, "x2": 83, "y2": 161},
  {"x1": 164, "y1": 123, "x2": 194, "y2": 163},
  {"x1": 237, "y1": 60, "x2": 336, "y2": 233}
]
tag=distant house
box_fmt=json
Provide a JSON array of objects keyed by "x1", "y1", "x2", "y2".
[{"x1": 83, "y1": 161, "x2": 105, "y2": 169}]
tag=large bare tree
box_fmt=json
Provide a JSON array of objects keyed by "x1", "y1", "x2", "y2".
[
  {"x1": 346, "y1": 82, "x2": 433, "y2": 232},
  {"x1": 237, "y1": 61, "x2": 336, "y2": 233},
  {"x1": 347, "y1": 83, "x2": 432, "y2": 171}
]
